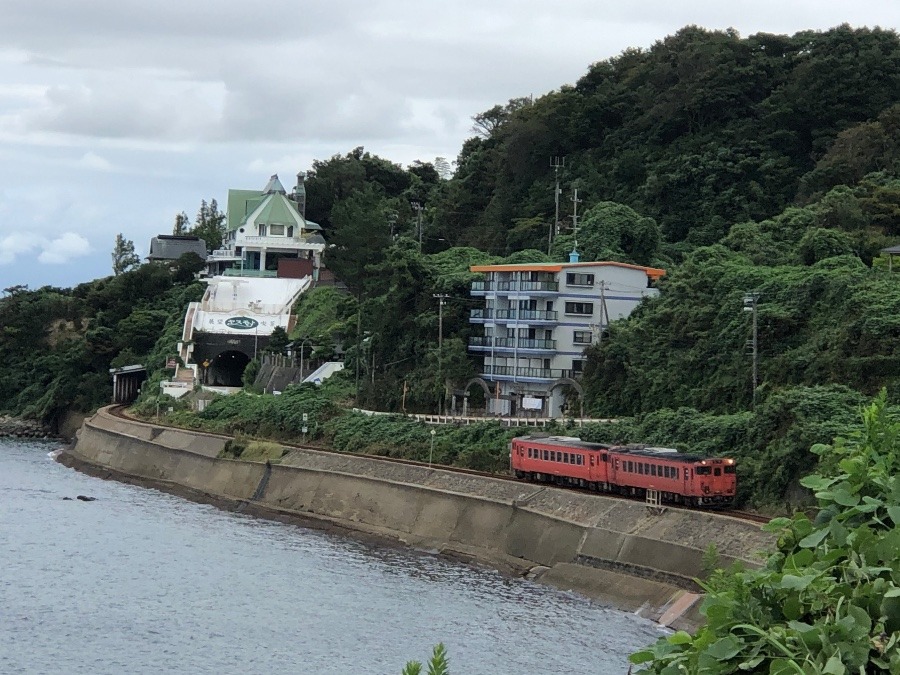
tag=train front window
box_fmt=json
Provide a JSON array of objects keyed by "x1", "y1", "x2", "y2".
[
  {"x1": 696, "y1": 466, "x2": 712, "y2": 475},
  {"x1": 714, "y1": 468, "x2": 721, "y2": 476}
]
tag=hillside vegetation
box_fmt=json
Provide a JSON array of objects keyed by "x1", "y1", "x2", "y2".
[{"x1": 4, "y1": 25, "x2": 900, "y2": 511}]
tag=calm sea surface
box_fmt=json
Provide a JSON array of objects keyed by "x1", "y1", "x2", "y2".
[{"x1": 0, "y1": 439, "x2": 661, "y2": 674}]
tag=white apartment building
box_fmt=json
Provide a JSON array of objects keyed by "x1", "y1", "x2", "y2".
[{"x1": 468, "y1": 261, "x2": 665, "y2": 418}]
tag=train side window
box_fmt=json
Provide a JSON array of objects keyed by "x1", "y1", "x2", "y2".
[
  {"x1": 661, "y1": 466, "x2": 667, "y2": 478},
  {"x1": 601, "y1": 453, "x2": 608, "y2": 462},
  {"x1": 579, "y1": 455, "x2": 584, "y2": 465},
  {"x1": 643, "y1": 463, "x2": 649, "y2": 474},
  {"x1": 627, "y1": 461, "x2": 632, "y2": 473},
  {"x1": 563, "y1": 452, "x2": 569, "y2": 463},
  {"x1": 543, "y1": 450, "x2": 549, "y2": 461},
  {"x1": 650, "y1": 465, "x2": 656, "y2": 477},
  {"x1": 637, "y1": 463, "x2": 643, "y2": 475},
  {"x1": 724, "y1": 466, "x2": 736, "y2": 474}
]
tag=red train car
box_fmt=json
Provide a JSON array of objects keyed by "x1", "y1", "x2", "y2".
[{"x1": 509, "y1": 435, "x2": 736, "y2": 506}]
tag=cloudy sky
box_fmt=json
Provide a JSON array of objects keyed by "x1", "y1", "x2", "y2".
[{"x1": 1, "y1": 1, "x2": 898, "y2": 290}]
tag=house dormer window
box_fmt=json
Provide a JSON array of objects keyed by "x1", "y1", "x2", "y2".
[
  {"x1": 259, "y1": 224, "x2": 267, "y2": 236},
  {"x1": 270, "y1": 224, "x2": 285, "y2": 236}
]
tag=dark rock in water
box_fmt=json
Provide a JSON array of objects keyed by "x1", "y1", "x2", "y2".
[{"x1": 76, "y1": 495, "x2": 97, "y2": 502}]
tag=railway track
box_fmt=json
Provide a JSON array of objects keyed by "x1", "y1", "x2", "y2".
[{"x1": 107, "y1": 405, "x2": 776, "y2": 527}]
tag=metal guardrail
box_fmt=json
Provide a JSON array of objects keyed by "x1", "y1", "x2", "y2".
[{"x1": 350, "y1": 408, "x2": 617, "y2": 427}]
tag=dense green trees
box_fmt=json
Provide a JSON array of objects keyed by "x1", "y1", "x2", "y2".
[{"x1": 0, "y1": 265, "x2": 202, "y2": 426}]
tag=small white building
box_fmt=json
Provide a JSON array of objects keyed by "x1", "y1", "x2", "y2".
[{"x1": 468, "y1": 260, "x2": 665, "y2": 418}]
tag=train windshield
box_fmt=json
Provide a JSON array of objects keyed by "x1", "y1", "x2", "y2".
[{"x1": 695, "y1": 466, "x2": 712, "y2": 475}]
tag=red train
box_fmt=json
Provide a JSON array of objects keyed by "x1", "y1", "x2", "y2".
[{"x1": 509, "y1": 435, "x2": 736, "y2": 507}]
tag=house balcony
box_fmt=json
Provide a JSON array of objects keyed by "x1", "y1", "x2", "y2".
[{"x1": 470, "y1": 308, "x2": 493, "y2": 322}]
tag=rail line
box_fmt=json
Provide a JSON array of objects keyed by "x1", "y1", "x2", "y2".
[{"x1": 107, "y1": 405, "x2": 776, "y2": 527}]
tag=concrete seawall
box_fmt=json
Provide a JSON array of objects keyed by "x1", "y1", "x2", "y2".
[{"x1": 64, "y1": 407, "x2": 774, "y2": 631}]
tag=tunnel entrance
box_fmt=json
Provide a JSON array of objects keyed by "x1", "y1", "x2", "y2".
[{"x1": 207, "y1": 350, "x2": 251, "y2": 387}]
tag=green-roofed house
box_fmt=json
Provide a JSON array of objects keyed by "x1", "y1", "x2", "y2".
[{"x1": 208, "y1": 173, "x2": 326, "y2": 279}]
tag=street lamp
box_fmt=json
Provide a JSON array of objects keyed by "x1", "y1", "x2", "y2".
[
  {"x1": 298, "y1": 337, "x2": 313, "y2": 378},
  {"x1": 743, "y1": 292, "x2": 760, "y2": 402},
  {"x1": 429, "y1": 429, "x2": 436, "y2": 467}
]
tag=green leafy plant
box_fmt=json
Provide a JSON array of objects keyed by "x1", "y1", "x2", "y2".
[
  {"x1": 401, "y1": 643, "x2": 449, "y2": 675},
  {"x1": 630, "y1": 391, "x2": 900, "y2": 673}
]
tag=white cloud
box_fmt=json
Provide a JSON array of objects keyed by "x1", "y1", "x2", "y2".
[
  {"x1": 0, "y1": 231, "x2": 91, "y2": 265},
  {"x1": 37, "y1": 232, "x2": 91, "y2": 264},
  {"x1": 79, "y1": 151, "x2": 112, "y2": 171},
  {"x1": 0, "y1": 232, "x2": 40, "y2": 264}
]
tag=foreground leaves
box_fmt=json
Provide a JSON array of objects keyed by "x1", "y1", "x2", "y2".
[{"x1": 631, "y1": 391, "x2": 900, "y2": 673}]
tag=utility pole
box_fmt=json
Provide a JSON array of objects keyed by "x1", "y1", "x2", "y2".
[
  {"x1": 434, "y1": 293, "x2": 449, "y2": 414},
  {"x1": 570, "y1": 189, "x2": 582, "y2": 256},
  {"x1": 411, "y1": 201, "x2": 424, "y2": 253},
  {"x1": 549, "y1": 156, "x2": 565, "y2": 254},
  {"x1": 743, "y1": 292, "x2": 760, "y2": 404},
  {"x1": 355, "y1": 293, "x2": 362, "y2": 402}
]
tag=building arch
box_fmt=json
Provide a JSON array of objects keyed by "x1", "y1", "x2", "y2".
[
  {"x1": 206, "y1": 350, "x2": 251, "y2": 387},
  {"x1": 549, "y1": 378, "x2": 585, "y2": 418}
]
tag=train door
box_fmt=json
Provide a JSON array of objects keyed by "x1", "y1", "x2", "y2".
[{"x1": 683, "y1": 466, "x2": 691, "y2": 502}]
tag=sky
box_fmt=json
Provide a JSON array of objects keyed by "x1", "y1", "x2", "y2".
[{"x1": 1, "y1": 1, "x2": 899, "y2": 291}]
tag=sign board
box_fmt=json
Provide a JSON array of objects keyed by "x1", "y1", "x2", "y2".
[
  {"x1": 302, "y1": 413, "x2": 308, "y2": 422},
  {"x1": 522, "y1": 396, "x2": 543, "y2": 411},
  {"x1": 224, "y1": 316, "x2": 259, "y2": 330},
  {"x1": 302, "y1": 426, "x2": 308, "y2": 434}
]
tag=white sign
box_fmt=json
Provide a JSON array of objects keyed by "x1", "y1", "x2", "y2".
[{"x1": 522, "y1": 396, "x2": 543, "y2": 410}]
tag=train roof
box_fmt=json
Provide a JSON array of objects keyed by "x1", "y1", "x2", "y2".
[
  {"x1": 514, "y1": 436, "x2": 726, "y2": 463},
  {"x1": 515, "y1": 435, "x2": 613, "y2": 451}
]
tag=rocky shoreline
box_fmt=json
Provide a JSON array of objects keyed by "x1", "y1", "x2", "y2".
[{"x1": 0, "y1": 415, "x2": 57, "y2": 440}]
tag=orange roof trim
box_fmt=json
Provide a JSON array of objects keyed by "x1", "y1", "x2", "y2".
[{"x1": 470, "y1": 261, "x2": 666, "y2": 279}]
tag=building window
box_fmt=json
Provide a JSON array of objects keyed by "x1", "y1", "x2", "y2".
[
  {"x1": 564, "y1": 302, "x2": 593, "y2": 315},
  {"x1": 566, "y1": 272, "x2": 594, "y2": 286},
  {"x1": 572, "y1": 359, "x2": 584, "y2": 374},
  {"x1": 573, "y1": 330, "x2": 592, "y2": 344},
  {"x1": 259, "y1": 224, "x2": 267, "y2": 236},
  {"x1": 270, "y1": 224, "x2": 285, "y2": 236}
]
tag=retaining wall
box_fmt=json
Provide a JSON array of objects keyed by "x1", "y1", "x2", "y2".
[{"x1": 65, "y1": 407, "x2": 775, "y2": 632}]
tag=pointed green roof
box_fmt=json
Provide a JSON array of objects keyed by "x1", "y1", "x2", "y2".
[
  {"x1": 263, "y1": 174, "x2": 286, "y2": 194},
  {"x1": 253, "y1": 193, "x2": 303, "y2": 226}
]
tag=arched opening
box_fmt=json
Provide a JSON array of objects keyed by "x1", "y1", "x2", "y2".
[
  {"x1": 207, "y1": 350, "x2": 251, "y2": 387},
  {"x1": 458, "y1": 377, "x2": 494, "y2": 416},
  {"x1": 549, "y1": 377, "x2": 585, "y2": 418}
]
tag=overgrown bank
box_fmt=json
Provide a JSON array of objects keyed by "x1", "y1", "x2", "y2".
[{"x1": 132, "y1": 375, "x2": 871, "y2": 509}]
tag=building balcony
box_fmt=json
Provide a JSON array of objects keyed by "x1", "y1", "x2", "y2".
[
  {"x1": 469, "y1": 308, "x2": 493, "y2": 321},
  {"x1": 468, "y1": 337, "x2": 557, "y2": 351},
  {"x1": 223, "y1": 268, "x2": 278, "y2": 278},
  {"x1": 493, "y1": 309, "x2": 558, "y2": 323},
  {"x1": 470, "y1": 280, "x2": 559, "y2": 294},
  {"x1": 480, "y1": 365, "x2": 580, "y2": 381},
  {"x1": 237, "y1": 234, "x2": 325, "y2": 250}
]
